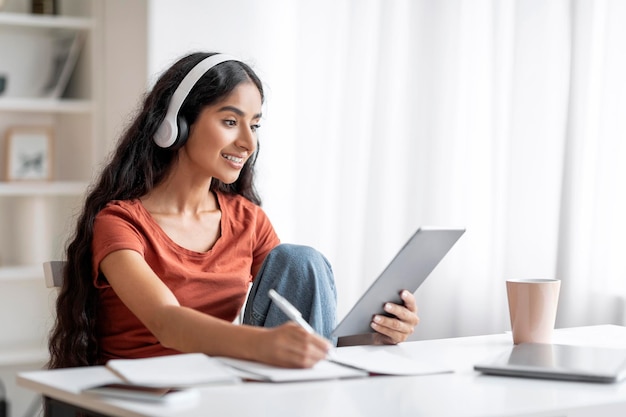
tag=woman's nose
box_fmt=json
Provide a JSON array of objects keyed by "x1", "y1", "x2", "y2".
[{"x1": 236, "y1": 127, "x2": 256, "y2": 152}]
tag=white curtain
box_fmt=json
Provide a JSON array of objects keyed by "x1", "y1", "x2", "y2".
[{"x1": 148, "y1": 0, "x2": 626, "y2": 340}]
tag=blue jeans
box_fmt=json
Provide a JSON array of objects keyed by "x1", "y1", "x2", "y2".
[{"x1": 242, "y1": 244, "x2": 337, "y2": 339}]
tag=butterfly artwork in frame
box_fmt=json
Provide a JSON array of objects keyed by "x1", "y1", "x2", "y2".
[{"x1": 4, "y1": 127, "x2": 53, "y2": 181}]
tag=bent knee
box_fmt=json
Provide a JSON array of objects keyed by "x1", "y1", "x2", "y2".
[{"x1": 269, "y1": 243, "x2": 326, "y2": 264}]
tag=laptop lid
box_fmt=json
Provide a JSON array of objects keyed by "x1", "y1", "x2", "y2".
[
  {"x1": 474, "y1": 343, "x2": 626, "y2": 383},
  {"x1": 332, "y1": 227, "x2": 465, "y2": 338}
]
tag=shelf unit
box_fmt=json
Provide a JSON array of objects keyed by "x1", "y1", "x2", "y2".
[
  {"x1": 0, "y1": 10, "x2": 92, "y2": 29},
  {"x1": 0, "y1": 265, "x2": 42, "y2": 281},
  {"x1": 0, "y1": 0, "x2": 98, "y2": 377},
  {"x1": 0, "y1": 181, "x2": 87, "y2": 196},
  {"x1": 0, "y1": 97, "x2": 92, "y2": 112},
  {"x1": 0, "y1": 346, "x2": 48, "y2": 367},
  {"x1": 0, "y1": 5, "x2": 149, "y2": 417},
  {"x1": 0, "y1": 1, "x2": 96, "y2": 257}
]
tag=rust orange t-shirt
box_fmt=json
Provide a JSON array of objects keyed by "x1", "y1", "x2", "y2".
[{"x1": 91, "y1": 191, "x2": 280, "y2": 362}]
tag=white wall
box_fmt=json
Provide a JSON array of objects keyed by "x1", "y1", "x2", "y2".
[
  {"x1": 147, "y1": 0, "x2": 301, "y2": 241},
  {"x1": 99, "y1": 0, "x2": 149, "y2": 160},
  {"x1": 146, "y1": 1, "x2": 626, "y2": 341}
]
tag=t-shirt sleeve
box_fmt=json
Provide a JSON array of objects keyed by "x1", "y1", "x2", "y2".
[
  {"x1": 251, "y1": 207, "x2": 280, "y2": 279},
  {"x1": 92, "y1": 204, "x2": 146, "y2": 288}
]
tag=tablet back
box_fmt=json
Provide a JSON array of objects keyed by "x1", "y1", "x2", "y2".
[
  {"x1": 474, "y1": 343, "x2": 626, "y2": 383},
  {"x1": 332, "y1": 227, "x2": 465, "y2": 338}
]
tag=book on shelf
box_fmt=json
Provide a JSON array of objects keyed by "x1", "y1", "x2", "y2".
[{"x1": 42, "y1": 32, "x2": 83, "y2": 99}]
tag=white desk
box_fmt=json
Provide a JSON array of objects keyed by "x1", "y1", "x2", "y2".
[{"x1": 17, "y1": 325, "x2": 626, "y2": 417}]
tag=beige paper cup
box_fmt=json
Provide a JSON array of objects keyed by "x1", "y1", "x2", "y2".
[{"x1": 506, "y1": 279, "x2": 561, "y2": 344}]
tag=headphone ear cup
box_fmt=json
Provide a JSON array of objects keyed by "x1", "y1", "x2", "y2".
[{"x1": 173, "y1": 115, "x2": 189, "y2": 149}]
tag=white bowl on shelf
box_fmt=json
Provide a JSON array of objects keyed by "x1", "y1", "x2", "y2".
[{"x1": 0, "y1": 29, "x2": 58, "y2": 98}]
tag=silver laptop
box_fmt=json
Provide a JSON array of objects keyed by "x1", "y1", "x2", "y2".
[
  {"x1": 474, "y1": 343, "x2": 626, "y2": 383},
  {"x1": 332, "y1": 227, "x2": 465, "y2": 339}
]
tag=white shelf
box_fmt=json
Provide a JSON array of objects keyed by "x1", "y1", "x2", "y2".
[
  {"x1": 0, "y1": 181, "x2": 88, "y2": 196},
  {"x1": 0, "y1": 265, "x2": 42, "y2": 282},
  {"x1": 0, "y1": 11, "x2": 93, "y2": 31},
  {"x1": 0, "y1": 346, "x2": 48, "y2": 366},
  {"x1": 0, "y1": 97, "x2": 92, "y2": 113}
]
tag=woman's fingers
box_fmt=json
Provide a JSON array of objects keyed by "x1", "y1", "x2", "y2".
[
  {"x1": 370, "y1": 290, "x2": 420, "y2": 344},
  {"x1": 263, "y1": 323, "x2": 331, "y2": 368}
]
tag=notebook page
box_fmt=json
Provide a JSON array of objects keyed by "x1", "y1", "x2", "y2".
[{"x1": 106, "y1": 353, "x2": 240, "y2": 387}]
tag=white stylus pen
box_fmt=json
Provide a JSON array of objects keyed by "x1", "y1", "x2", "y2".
[
  {"x1": 269, "y1": 289, "x2": 338, "y2": 360},
  {"x1": 268, "y1": 289, "x2": 316, "y2": 335}
]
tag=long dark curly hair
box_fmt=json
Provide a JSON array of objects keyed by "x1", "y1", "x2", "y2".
[{"x1": 47, "y1": 52, "x2": 265, "y2": 369}]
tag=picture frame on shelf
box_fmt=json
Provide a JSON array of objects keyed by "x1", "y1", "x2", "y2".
[{"x1": 4, "y1": 127, "x2": 53, "y2": 181}]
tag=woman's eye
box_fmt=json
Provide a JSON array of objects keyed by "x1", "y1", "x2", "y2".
[
  {"x1": 224, "y1": 119, "x2": 236, "y2": 127},
  {"x1": 251, "y1": 124, "x2": 261, "y2": 132}
]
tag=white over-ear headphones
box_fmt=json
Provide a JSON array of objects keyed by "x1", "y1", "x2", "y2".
[{"x1": 153, "y1": 53, "x2": 240, "y2": 148}]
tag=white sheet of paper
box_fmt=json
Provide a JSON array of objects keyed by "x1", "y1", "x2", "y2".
[
  {"x1": 330, "y1": 345, "x2": 453, "y2": 376},
  {"x1": 106, "y1": 353, "x2": 240, "y2": 387},
  {"x1": 216, "y1": 357, "x2": 368, "y2": 382}
]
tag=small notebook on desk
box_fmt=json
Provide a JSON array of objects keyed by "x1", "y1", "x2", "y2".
[
  {"x1": 105, "y1": 353, "x2": 241, "y2": 387},
  {"x1": 83, "y1": 354, "x2": 233, "y2": 403},
  {"x1": 83, "y1": 383, "x2": 200, "y2": 403},
  {"x1": 474, "y1": 343, "x2": 626, "y2": 383}
]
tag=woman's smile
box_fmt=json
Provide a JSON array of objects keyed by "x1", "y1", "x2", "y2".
[
  {"x1": 182, "y1": 82, "x2": 262, "y2": 184},
  {"x1": 222, "y1": 152, "x2": 247, "y2": 168}
]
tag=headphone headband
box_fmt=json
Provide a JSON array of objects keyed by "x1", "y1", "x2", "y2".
[{"x1": 154, "y1": 53, "x2": 240, "y2": 148}]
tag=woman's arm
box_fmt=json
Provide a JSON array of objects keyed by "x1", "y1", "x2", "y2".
[{"x1": 100, "y1": 249, "x2": 331, "y2": 368}]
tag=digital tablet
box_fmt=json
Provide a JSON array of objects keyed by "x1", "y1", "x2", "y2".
[
  {"x1": 474, "y1": 343, "x2": 626, "y2": 383},
  {"x1": 332, "y1": 227, "x2": 465, "y2": 338}
]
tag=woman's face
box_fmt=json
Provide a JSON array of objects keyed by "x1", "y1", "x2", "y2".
[{"x1": 183, "y1": 81, "x2": 262, "y2": 184}]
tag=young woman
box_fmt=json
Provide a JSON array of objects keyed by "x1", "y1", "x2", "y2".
[{"x1": 48, "y1": 52, "x2": 419, "y2": 370}]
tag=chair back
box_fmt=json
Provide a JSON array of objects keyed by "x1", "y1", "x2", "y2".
[{"x1": 43, "y1": 261, "x2": 66, "y2": 288}]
